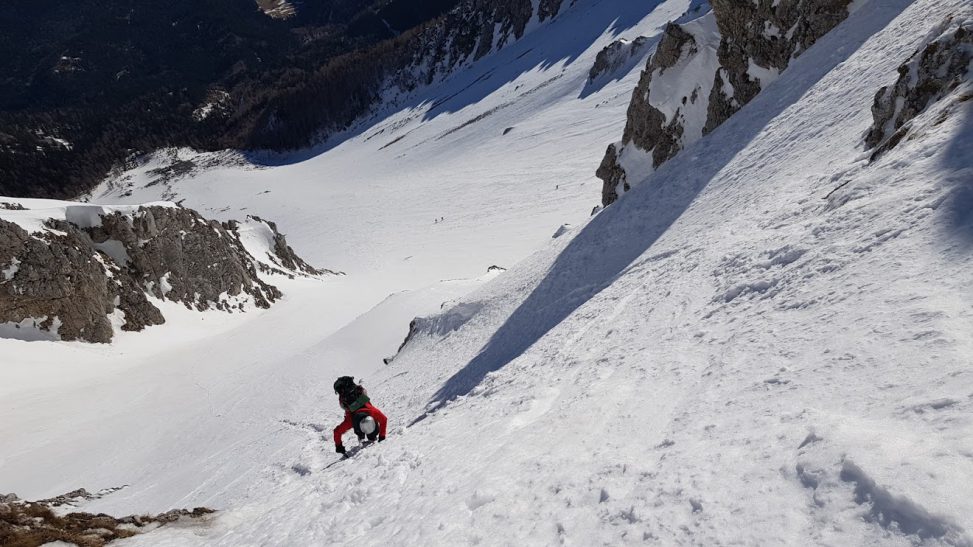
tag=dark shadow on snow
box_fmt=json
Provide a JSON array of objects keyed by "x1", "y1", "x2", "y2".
[
  {"x1": 940, "y1": 99, "x2": 973, "y2": 247},
  {"x1": 240, "y1": 125, "x2": 372, "y2": 167},
  {"x1": 419, "y1": 0, "x2": 917, "y2": 416},
  {"x1": 415, "y1": 1, "x2": 659, "y2": 122}
]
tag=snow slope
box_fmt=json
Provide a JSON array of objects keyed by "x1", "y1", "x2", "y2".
[
  {"x1": 1, "y1": 0, "x2": 682, "y2": 519},
  {"x1": 129, "y1": 0, "x2": 972, "y2": 544},
  {"x1": 4, "y1": 0, "x2": 973, "y2": 545}
]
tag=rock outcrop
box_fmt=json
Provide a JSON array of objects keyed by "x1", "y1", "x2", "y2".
[
  {"x1": 588, "y1": 36, "x2": 652, "y2": 82},
  {"x1": 597, "y1": 0, "x2": 854, "y2": 206},
  {"x1": 0, "y1": 218, "x2": 154, "y2": 343},
  {"x1": 865, "y1": 17, "x2": 972, "y2": 158},
  {"x1": 0, "y1": 202, "x2": 322, "y2": 343},
  {"x1": 0, "y1": 489, "x2": 214, "y2": 547}
]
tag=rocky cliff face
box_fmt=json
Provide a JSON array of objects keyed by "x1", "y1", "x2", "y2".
[
  {"x1": 258, "y1": 0, "x2": 571, "y2": 148},
  {"x1": 0, "y1": 202, "x2": 322, "y2": 343},
  {"x1": 380, "y1": 0, "x2": 569, "y2": 93},
  {"x1": 411, "y1": 0, "x2": 567, "y2": 75},
  {"x1": 597, "y1": 0, "x2": 853, "y2": 206},
  {"x1": 865, "y1": 17, "x2": 972, "y2": 158}
]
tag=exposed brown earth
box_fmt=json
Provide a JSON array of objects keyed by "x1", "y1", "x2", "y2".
[{"x1": 0, "y1": 491, "x2": 214, "y2": 547}]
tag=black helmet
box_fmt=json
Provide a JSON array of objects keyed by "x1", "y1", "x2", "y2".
[{"x1": 334, "y1": 376, "x2": 355, "y2": 394}]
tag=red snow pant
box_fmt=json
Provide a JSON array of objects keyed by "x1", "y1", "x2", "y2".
[{"x1": 333, "y1": 402, "x2": 388, "y2": 446}]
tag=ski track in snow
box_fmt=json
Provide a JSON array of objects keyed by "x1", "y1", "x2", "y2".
[{"x1": 4, "y1": 0, "x2": 973, "y2": 545}]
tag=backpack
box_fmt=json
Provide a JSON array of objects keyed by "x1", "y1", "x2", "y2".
[{"x1": 335, "y1": 376, "x2": 370, "y2": 412}]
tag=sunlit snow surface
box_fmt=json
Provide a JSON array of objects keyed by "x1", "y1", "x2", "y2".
[{"x1": 3, "y1": 0, "x2": 973, "y2": 545}]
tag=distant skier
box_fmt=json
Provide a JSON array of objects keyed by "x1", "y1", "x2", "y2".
[{"x1": 332, "y1": 376, "x2": 388, "y2": 455}]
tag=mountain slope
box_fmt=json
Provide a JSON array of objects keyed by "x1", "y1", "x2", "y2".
[
  {"x1": 117, "y1": 0, "x2": 972, "y2": 544},
  {"x1": 1, "y1": 0, "x2": 680, "y2": 522},
  {"x1": 0, "y1": 0, "x2": 464, "y2": 199},
  {"x1": 2, "y1": 0, "x2": 970, "y2": 544}
]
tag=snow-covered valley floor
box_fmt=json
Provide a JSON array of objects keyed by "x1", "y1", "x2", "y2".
[{"x1": 3, "y1": 0, "x2": 973, "y2": 545}]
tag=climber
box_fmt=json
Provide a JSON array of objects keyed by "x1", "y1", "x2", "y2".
[{"x1": 332, "y1": 376, "x2": 388, "y2": 455}]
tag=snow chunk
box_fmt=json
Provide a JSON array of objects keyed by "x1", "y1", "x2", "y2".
[
  {"x1": 763, "y1": 21, "x2": 782, "y2": 39},
  {"x1": 0, "y1": 317, "x2": 61, "y2": 342},
  {"x1": 94, "y1": 239, "x2": 131, "y2": 266},
  {"x1": 159, "y1": 272, "x2": 173, "y2": 296},
  {"x1": 2, "y1": 257, "x2": 20, "y2": 281},
  {"x1": 235, "y1": 218, "x2": 279, "y2": 272},
  {"x1": 50, "y1": 137, "x2": 72, "y2": 150},
  {"x1": 747, "y1": 58, "x2": 781, "y2": 88},
  {"x1": 615, "y1": 143, "x2": 656, "y2": 189}
]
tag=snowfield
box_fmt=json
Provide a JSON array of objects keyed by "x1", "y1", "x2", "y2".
[{"x1": 3, "y1": 0, "x2": 973, "y2": 545}]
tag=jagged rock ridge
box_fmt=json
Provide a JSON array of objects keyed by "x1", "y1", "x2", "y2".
[
  {"x1": 597, "y1": 0, "x2": 853, "y2": 206},
  {"x1": 865, "y1": 17, "x2": 972, "y2": 158},
  {"x1": 0, "y1": 202, "x2": 324, "y2": 343}
]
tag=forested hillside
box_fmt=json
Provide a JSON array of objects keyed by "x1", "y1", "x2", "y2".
[{"x1": 0, "y1": 0, "x2": 461, "y2": 198}]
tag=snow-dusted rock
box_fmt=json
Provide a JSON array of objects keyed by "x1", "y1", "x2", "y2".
[
  {"x1": 865, "y1": 17, "x2": 972, "y2": 156},
  {"x1": 598, "y1": 0, "x2": 855, "y2": 206},
  {"x1": 0, "y1": 200, "x2": 322, "y2": 343},
  {"x1": 0, "y1": 490, "x2": 213, "y2": 545},
  {"x1": 0, "y1": 217, "x2": 159, "y2": 343},
  {"x1": 588, "y1": 36, "x2": 652, "y2": 82},
  {"x1": 551, "y1": 223, "x2": 572, "y2": 238}
]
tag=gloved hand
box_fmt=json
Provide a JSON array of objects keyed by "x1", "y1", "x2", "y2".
[
  {"x1": 335, "y1": 444, "x2": 346, "y2": 454},
  {"x1": 378, "y1": 436, "x2": 386, "y2": 442}
]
